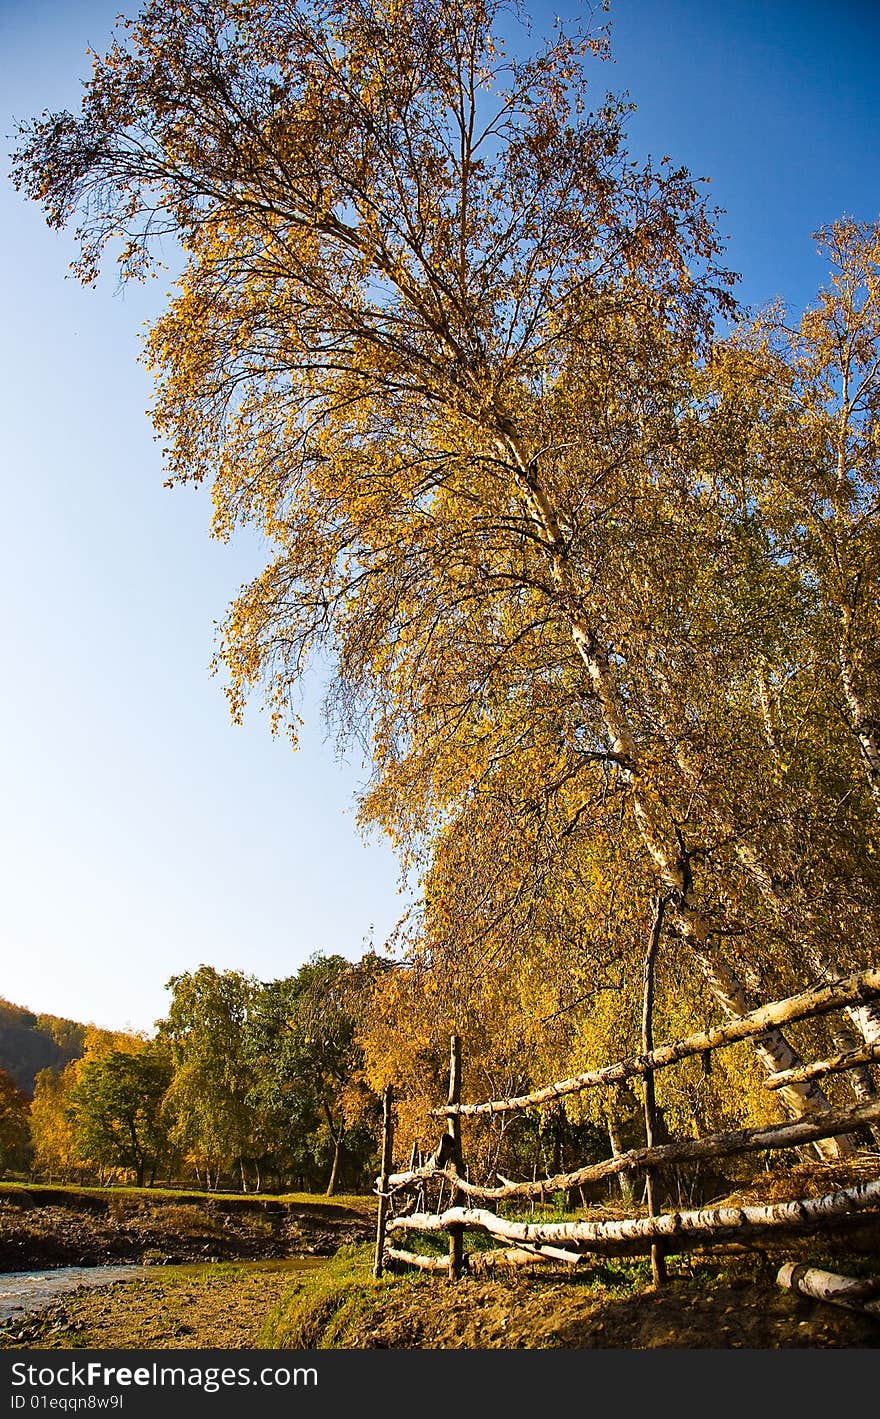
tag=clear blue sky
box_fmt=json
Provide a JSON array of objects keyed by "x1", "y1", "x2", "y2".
[{"x1": 0, "y1": 0, "x2": 878, "y2": 1033}]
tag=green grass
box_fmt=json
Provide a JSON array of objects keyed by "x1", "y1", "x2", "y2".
[
  {"x1": 260, "y1": 1244, "x2": 402, "y2": 1349},
  {"x1": 0, "y1": 1180, "x2": 375, "y2": 1214}
]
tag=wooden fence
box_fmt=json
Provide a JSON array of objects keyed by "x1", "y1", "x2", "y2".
[{"x1": 373, "y1": 965, "x2": 880, "y2": 1285}]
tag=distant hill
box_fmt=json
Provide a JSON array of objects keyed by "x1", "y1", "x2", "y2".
[{"x1": 0, "y1": 999, "x2": 86, "y2": 1097}]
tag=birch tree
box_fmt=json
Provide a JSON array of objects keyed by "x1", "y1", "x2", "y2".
[
  {"x1": 12, "y1": 0, "x2": 851, "y2": 1146},
  {"x1": 706, "y1": 223, "x2": 880, "y2": 1060}
]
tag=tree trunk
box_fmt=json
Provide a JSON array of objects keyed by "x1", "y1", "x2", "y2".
[
  {"x1": 373, "y1": 1084, "x2": 395, "y2": 1279},
  {"x1": 495, "y1": 419, "x2": 847, "y2": 1153},
  {"x1": 778, "y1": 1262, "x2": 880, "y2": 1317},
  {"x1": 826, "y1": 1018, "x2": 880, "y2": 1145},
  {"x1": 325, "y1": 1132, "x2": 343, "y2": 1196},
  {"x1": 607, "y1": 1103, "x2": 634, "y2": 1205},
  {"x1": 445, "y1": 1035, "x2": 465, "y2": 1279},
  {"x1": 800, "y1": 941, "x2": 880, "y2": 1053},
  {"x1": 642, "y1": 896, "x2": 668, "y2": 1285},
  {"x1": 838, "y1": 612, "x2": 880, "y2": 811}
]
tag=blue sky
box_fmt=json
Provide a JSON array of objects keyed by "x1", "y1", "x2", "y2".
[{"x1": 0, "y1": 0, "x2": 878, "y2": 1033}]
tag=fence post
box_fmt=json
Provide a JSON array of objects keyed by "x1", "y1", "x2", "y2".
[
  {"x1": 643, "y1": 896, "x2": 668, "y2": 1288},
  {"x1": 373, "y1": 1084, "x2": 394, "y2": 1279},
  {"x1": 447, "y1": 1034, "x2": 465, "y2": 1280}
]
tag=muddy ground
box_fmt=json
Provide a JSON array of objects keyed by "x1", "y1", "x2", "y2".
[{"x1": 0, "y1": 1184, "x2": 374, "y2": 1271}]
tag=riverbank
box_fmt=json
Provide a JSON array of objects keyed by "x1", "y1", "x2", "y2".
[
  {"x1": 3, "y1": 1166, "x2": 880, "y2": 1349},
  {"x1": 0, "y1": 1182, "x2": 374, "y2": 1271},
  {"x1": 1, "y1": 1261, "x2": 321, "y2": 1348},
  {"x1": 4, "y1": 1244, "x2": 880, "y2": 1349}
]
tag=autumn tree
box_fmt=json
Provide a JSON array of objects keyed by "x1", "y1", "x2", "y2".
[
  {"x1": 0, "y1": 1068, "x2": 31, "y2": 1175},
  {"x1": 13, "y1": 0, "x2": 862, "y2": 1146},
  {"x1": 690, "y1": 222, "x2": 880, "y2": 1067},
  {"x1": 29, "y1": 1066, "x2": 79, "y2": 1182}
]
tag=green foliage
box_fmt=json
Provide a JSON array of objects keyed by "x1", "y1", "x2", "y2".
[
  {"x1": 68, "y1": 1044, "x2": 172, "y2": 1186},
  {"x1": 247, "y1": 954, "x2": 385, "y2": 1194},
  {"x1": 159, "y1": 966, "x2": 260, "y2": 1187}
]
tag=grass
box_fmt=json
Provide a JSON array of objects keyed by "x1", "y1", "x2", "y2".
[
  {"x1": 260, "y1": 1243, "x2": 401, "y2": 1349},
  {"x1": 0, "y1": 1179, "x2": 375, "y2": 1214}
]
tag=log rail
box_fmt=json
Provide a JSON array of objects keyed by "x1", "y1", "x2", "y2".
[{"x1": 374, "y1": 967, "x2": 880, "y2": 1284}]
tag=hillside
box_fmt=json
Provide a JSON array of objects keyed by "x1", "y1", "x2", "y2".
[{"x1": 0, "y1": 999, "x2": 86, "y2": 1097}]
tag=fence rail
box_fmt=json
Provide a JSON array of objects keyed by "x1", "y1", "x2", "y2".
[
  {"x1": 429, "y1": 967, "x2": 880, "y2": 1118},
  {"x1": 374, "y1": 965, "x2": 880, "y2": 1283}
]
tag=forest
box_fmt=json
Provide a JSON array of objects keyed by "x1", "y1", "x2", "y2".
[
  {"x1": 5, "y1": 0, "x2": 880, "y2": 1264},
  {"x1": 0, "y1": 955, "x2": 385, "y2": 1195}
]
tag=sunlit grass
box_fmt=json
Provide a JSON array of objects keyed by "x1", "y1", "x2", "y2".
[{"x1": 0, "y1": 1179, "x2": 375, "y2": 1213}]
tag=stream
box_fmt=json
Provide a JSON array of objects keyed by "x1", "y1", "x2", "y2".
[{"x1": 0, "y1": 1266, "x2": 149, "y2": 1323}]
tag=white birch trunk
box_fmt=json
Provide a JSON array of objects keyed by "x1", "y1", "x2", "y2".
[
  {"x1": 388, "y1": 1179, "x2": 880, "y2": 1257},
  {"x1": 778, "y1": 1262, "x2": 880, "y2": 1317},
  {"x1": 494, "y1": 419, "x2": 848, "y2": 1154},
  {"x1": 839, "y1": 614, "x2": 880, "y2": 811}
]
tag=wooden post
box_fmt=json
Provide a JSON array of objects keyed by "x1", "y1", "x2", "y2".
[
  {"x1": 642, "y1": 896, "x2": 668, "y2": 1288},
  {"x1": 447, "y1": 1034, "x2": 465, "y2": 1280},
  {"x1": 373, "y1": 1084, "x2": 394, "y2": 1278}
]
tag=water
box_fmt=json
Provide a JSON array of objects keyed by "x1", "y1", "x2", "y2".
[{"x1": 0, "y1": 1266, "x2": 148, "y2": 1322}]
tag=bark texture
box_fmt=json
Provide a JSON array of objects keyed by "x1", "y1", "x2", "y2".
[{"x1": 388, "y1": 1179, "x2": 880, "y2": 1257}]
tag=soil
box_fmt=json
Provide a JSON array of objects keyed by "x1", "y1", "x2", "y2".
[
  {"x1": 4, "y1": 1250, "x2": 880, "y2": 1350},
  {"x1": 0, "y1": 1184, "x2": 374, "y2": 1271},
  {"x1": 337, "y1": 1265, "x2": 880, "y2": 1349},
  {"x1": 2, "y1": 1165, "x2": 880, "y2": 1350},
  {"x1": 0, "y1": 1264, "x2": 314, "y2": 1349}
]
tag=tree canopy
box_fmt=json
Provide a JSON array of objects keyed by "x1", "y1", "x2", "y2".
[{"x1": 12, "y1": 0, "x2": 880, "y2": 1155}]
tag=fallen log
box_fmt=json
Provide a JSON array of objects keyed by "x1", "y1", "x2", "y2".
[
  {"x1": 387, "y1": 1179, "x2": 880, "y2": 1258},
  {"x1": 505, "y1": 1240, "x2": 586, "y2": 1265},
  {"x1": 430, "y1": 966, "x2": 880, "y2": 1117},
  {"x1": 765, "y1": 1043, "x2": 880, "y2": 1091},
  {"x1": 777, "y1": 1263, "x2": 880, "y2": 1316},
  {"x1": 384, "y1": 1245, "x2": 450, "y2": 1272},
  {"x1": 469, "y1": 1247, "x2": 551, "y2": 1270},
  {"x1": 468, "y1": 1246, "x2": 581, "y2": 1270},
  {"x1": 386, "y1": 1096, "x2": 880, "y2": 1202}
]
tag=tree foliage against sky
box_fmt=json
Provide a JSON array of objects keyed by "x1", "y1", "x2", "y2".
[{"x1": 11, "y1": 0, "x2": 880, "y2": 1158}]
